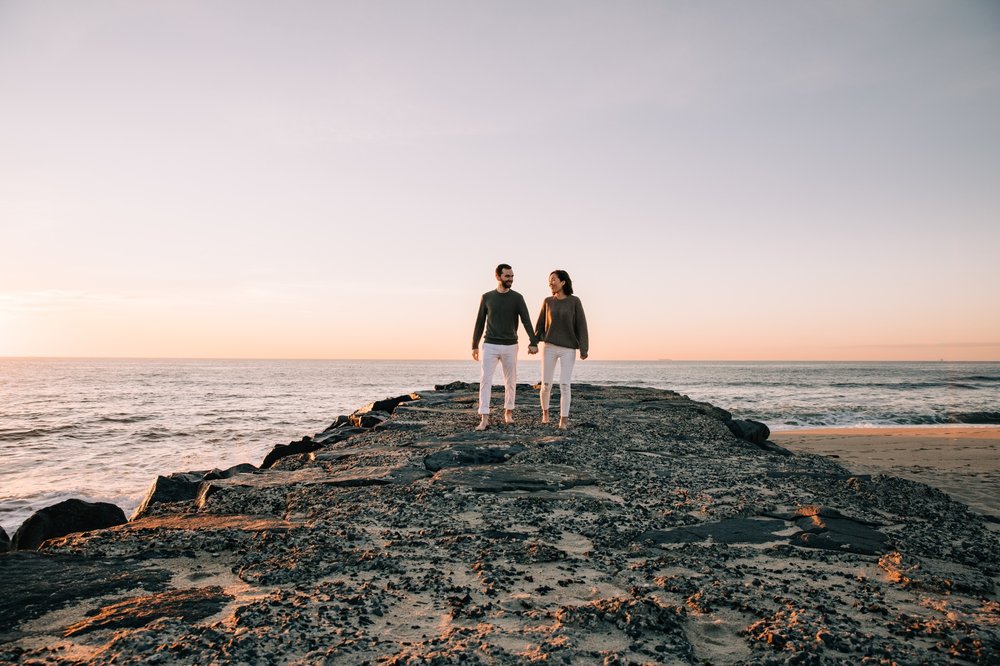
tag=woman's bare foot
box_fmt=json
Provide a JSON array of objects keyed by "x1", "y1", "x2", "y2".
[
  {"x1": 475, "y1": 416, "x2": 489, "y2": 431},
  {"x1": 503, "y1": 409, "x2": 514, "y2": 424},
  {"x1": 557, "y1": 417, "x2": 569, "y2": 430},
  {"x1": 541, "y1": 410, "x2": 549, "y2": 424}
]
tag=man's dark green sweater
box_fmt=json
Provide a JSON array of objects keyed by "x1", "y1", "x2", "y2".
[{"x1": 472, "y1": 289, "x2": 540, "y2": 348}]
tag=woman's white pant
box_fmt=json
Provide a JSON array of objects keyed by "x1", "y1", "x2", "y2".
[
  {"x1": 478, "y1": 343, "x2": 518, "y2": 415},
  {"x1": 540, "y1": 343, "x2": 577, "y2": 417}
]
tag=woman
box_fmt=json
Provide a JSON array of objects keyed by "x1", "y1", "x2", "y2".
[{"x1": 534, "y1": 269, "x2": 589, "y2": 429}]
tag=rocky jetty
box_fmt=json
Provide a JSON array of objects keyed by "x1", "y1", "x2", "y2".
[{"x1": 1, "y1": 383, "x2": 998, "y2": 664}]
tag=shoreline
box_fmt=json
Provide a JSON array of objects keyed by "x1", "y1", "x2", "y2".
[{"x1": 771, "y1": 426, "x2": 1000, "y2": 517}]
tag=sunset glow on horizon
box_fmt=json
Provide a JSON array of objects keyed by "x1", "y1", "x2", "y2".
[{"x1": 2, "y1": 1, "x2": 998, "y2": 362}]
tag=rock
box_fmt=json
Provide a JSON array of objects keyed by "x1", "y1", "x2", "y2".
[
  {"x1": 261, "y1": 436, "x2": 323, "y2": 469},
  {"x1": 434, "y1": 381, "x2": 474, "y2": 391},
  {"x1": 726, "y1": 419, "x2": 770, "y2": 444},
  {"x1": 314, "y1": 426, "x2": 365, "y2": 445},
  {"x1": 637, "y1": 518, "x2": 789, "y2": 545},
  {"x1": 203, "y1": 463, "x2": 258, "y2": 480},
  {"x1": 327, "y1": 415, "x2": 352, "y2": 429},
  {"x1": 790, "y1": 506, "x2": 890, "y2": 555},
  {"x1": 355, "y1": 393, "x2": 419, "y2": 415},
  {"x1": 0, "y1": 552, "x2": 171, "y2": 640},
  {"x1": 64, "y1": 586, "x2": 232, "y2": 637},
  {"x1": 432, "y1": 464, "x2": 597, "y2": 492},
  {"x1": 423, "y1": 443, "x2": 526, "y2": 472},
  {"x1": 349, "y1": 410, "x2": 391, "y2": 429},
  {"x1": 132, "y1": 464, "x2": 259, "y2": 519},
  {"x1": 0, "y1": 526, "x2": 9, "y2": 552},
  {"x1": 11, "y1": 499, "x2": 127, "y2": 551},
  {"x1": 131, "y1": 474, "x2": 203, "y2": 520},
  {"x1": 196, "y1": 465, "x2": 431, "y2": 511},
  {"x1": 755, "y1": 439, "x2": 793, "y2": 456}
]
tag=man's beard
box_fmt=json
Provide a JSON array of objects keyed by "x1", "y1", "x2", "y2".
[{"x1": 502, "y1": 279, "x2": 513, "y2": 288}]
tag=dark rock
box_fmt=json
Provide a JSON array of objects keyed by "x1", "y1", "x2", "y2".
[
  {"x1": 12, "y1": 499, "x2": 126, "y2": 551},
  {"x1": 636, "y1": 399, "x2": 732, "y2": 422},
  {"x1": 755, "y1": 439, "x2": 793, "y2": 456},
  {"x1": 791, "y1": 509, "x2": 890, "y2": 556},
  {"x1": 0, "y1": 552, "x2": 171, "y2": 640},
  {"x1": 423, "y1": 443, "x2": 526, "y2": 472},
  {"x1": 131, "y1": 475, "x2": 208, "y2": 520},
  {"x1": 637, "y1": 518, "x2": 788, "y2": 545},
  {"x1": 203, "y1": 463, "x2": 258, "y2": 480},
  {"x1": 132, "y1": 464, "x2": 258, "y2": 519},
  {"x1": 64, "y1": 586, "x2": 232, "y2": 637},
  {"x1": 0, "y1": 527, "x2": 8, "y2": 553},
  {"x1": 355, "y1": 393, "x2": 419, "y2": 416},
  {"x1": 726, "y1": 419, "x2": 771, "y2": 444},
  {"x1": 350, "y1": 410, "x2": 391, "y2": 429},
  {"x1": 435, "y1": 381, "x2": 474, "y2": 391},
  {"x1": 314, "y1": 426, "x2": 365, "y2": 445},
  {"x1": 197, "y1": 464, "x2": 431, "y2": 511},
  {"x1": 261, "y1": 436, "x2": 323, "y2": 469},
  {"x1": 321, "y1": 465, "x2": 431, "y2": 488},
  {"x1": 327, "y1": 415, "x2": 352, "y2": 429},
  {"x1": 771, "y1": 504, "x2": 882, "y2": 526},
  {"x1": 433, "y1": 464, "x2": 597, "y2": 492}
]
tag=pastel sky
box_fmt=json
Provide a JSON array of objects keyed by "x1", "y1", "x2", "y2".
[{"x1": 2, "y1": 1, "x2": 998, "y2": 361}]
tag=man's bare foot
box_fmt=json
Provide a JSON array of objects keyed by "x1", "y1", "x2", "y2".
[
  {"x1": 503, "y1": 409, "x2": 514, "y2": 424},
  {"x1": 557, "y1": 417, "x2": 569, "y2": 430},
  {"x1": 475, "y1": 416, "x2": 489, "y2": 431},
  {"x1": 541, "y1": 410, "x2": 550, "y2": 424}
]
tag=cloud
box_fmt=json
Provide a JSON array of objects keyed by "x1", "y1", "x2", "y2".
[
  {"x1": 838, "y1": 342, "x2": 1000, "y2": 349},
  {"x1": 0, "y1": 291, "x2": 124, "y2": 312}
]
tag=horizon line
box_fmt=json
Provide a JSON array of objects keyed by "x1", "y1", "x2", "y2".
[{"x1": 2, "y1": 356, "x2": 997, "y2": 363}]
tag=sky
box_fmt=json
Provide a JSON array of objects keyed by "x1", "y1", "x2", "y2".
[{"x1": 1, "y1": 0, "x2": 998, "y2": 361}]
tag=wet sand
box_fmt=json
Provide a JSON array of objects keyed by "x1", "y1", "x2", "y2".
[{"x1": 771, "y1": 426, "x2": 1000, "y2": 517}]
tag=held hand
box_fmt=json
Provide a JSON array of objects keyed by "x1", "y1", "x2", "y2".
[
  {"x1": 472, "y1": 349, "x2": 479, "y2": 361},
  {"x1": 528, "y1": 345, "x2": 538, "y2": 355}
]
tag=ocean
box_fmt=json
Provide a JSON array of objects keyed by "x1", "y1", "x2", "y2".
[{"x1": 2, "y1": 358, "x2": 998, "y2": 535}]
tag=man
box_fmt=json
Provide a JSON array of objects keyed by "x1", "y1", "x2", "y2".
[{"x1": 472, "y1": 263, "x2": 539, "y2": 430}]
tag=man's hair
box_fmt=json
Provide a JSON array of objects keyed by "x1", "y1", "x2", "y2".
[
  {"x1": 551, "y1": 269, "x2": 574, "y2": 295},
  {"x1": 496, "y1": 263, "x2": 512, "y2": 278}
]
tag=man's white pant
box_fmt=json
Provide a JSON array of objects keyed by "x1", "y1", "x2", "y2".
[
  {"x1": 540, "y1": 343, "x2": 577, "y2": 418},
  {"x1": 478, "y1": 343, "x2": 518, "y2": 415}
]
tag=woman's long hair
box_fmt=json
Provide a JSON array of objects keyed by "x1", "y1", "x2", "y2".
[{"x1": 551, "y1": 269, "x2": 573, "y2": 296}]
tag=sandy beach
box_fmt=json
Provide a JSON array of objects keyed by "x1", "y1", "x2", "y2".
[{"x1": 772, "y1": 426, "x2": 1000, "y2": 518}]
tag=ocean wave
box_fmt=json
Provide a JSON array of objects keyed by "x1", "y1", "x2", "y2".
[
  {"x1": 0, "y1": 424, "x2": 76, "y2": 442},
  {"x1": 750, "y1": 409, "x2": 975, "y2": 429},
  {"x1": 97, "y1": 415, "x2": 153, "y2": 424},
  {"x1": 946, "y1": 411, "x2": 1000, "y2": 425},
  {"x1": 827, "y1": 381, "x2": 980, "y2": 390}
]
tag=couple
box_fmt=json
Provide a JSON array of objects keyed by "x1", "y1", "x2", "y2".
[{"x1": 471, "y1": 263, "x2": 589, "y2": 431}]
